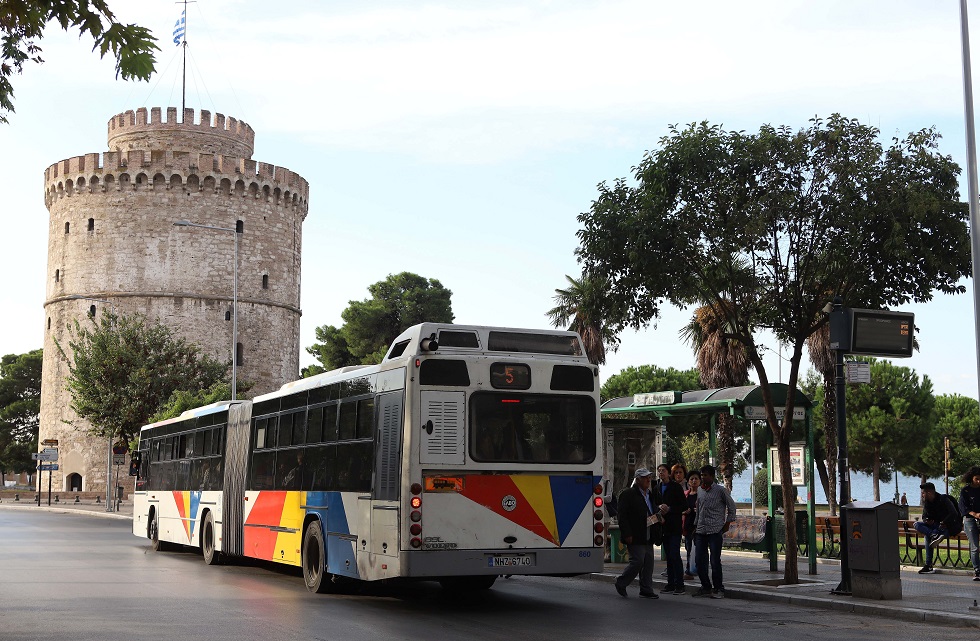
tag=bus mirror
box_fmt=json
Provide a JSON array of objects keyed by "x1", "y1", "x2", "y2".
[{"x1": 420, "y1": 334, "x2": 439, "y2": 352}]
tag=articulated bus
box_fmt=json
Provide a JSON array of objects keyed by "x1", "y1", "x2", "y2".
[{"x1": 132, "y1": 323, "x2": 605, "y2": 591}]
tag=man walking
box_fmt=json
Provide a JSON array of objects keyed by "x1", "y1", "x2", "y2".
[
  {"x1": 692, "y1": 465, "x2": 736, "y2": 598},
  {"x1": 614, "y1": 468, "x2": 660, "y2": 599},
  {"x1": 915, "y1": 482, "x2": 959, "y2": 574}
]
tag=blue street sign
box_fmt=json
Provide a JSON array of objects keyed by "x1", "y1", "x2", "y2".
[{"x1": 38, "y1": 464, "x2": 59, "y2": 471}]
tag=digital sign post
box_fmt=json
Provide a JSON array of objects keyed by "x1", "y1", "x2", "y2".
[{"x1": 829, "y1": 307, "x2": 914, "y2": 358}]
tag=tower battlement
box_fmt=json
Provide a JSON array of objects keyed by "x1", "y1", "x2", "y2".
[
  {"x1": 44, "y1": 149, "x2": 309, "y2": 212},
  {"x1": 107, "y1": 107, "x2": 255, "y2": 157}
]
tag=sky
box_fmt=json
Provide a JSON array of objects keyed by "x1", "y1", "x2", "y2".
[{"x1": 2, "y1": 0, "x2": 979, "y2": 399}]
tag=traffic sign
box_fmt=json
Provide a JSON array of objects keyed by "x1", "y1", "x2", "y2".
[
  {"x1": 113, "y1": 454, "x2": 126, "y2": 465},
  {"x1": 38, "y1": 464, "x2": 59, "y2": 471},
  {"x1": 42, "y1": 439, "x2": 58, "y2": 446},
  {"x1": 32, "y1": 450, "x2": 58, "y2": 461}
]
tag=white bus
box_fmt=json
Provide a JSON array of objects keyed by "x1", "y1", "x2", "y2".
[{"x1": 132, "y1": 323, "x2": 605, "y2": 591}]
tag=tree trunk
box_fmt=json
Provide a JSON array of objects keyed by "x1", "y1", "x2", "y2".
[
  {"x1": 821, "y1": 378, "x2": 838, "y2": 517},
  {"x1": 872, "y1": 444, "x2": 881, "y2": 502},
  {"x1": 718, "y1": 414, "x2": 736, "y2": 491},
  {"x1": 777, "y1": 432, "x2": 800, "y2": 584}
]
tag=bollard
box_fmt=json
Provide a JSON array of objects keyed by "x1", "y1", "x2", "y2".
[
  {"x1": 54, "y1": 495, "x2": 59, "y2": 503},
  {"x1": 95, "y1": 495, "x2": 101, "y2": 504},
  {"x1": 74, "y1": 495, "x2": 80, "y2": 503},
  {"x1": 14, "y1": 493, "x2": 19, "y2": 501}
]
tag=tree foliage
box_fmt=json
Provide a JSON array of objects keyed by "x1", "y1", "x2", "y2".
[
  {"x1": 306, "y1": 272, "x2": 454, "y2": 372},
  {"x1": 547, "y1": 273, "x2": 621, "y2": 365},
  {"x1": 846, "y1": 358, "x2": 934, "y2": 500},
  {"x1": 149, "y1": 382, "x2": 235, "y2": 426},
  {"x1": 0, "y1": 348, "x2": 42, "y2": 474},
  {"x1": 575, "y1": 114, "x2": 971, "y2": 582},
  {"x1": 919, "y1": 393, "x2": 980, "y2": 489},
  {"x1": 1, "y1": 1, "x2": 159, "y2": 123},
  {"x1": 58, "y1": 312, "x2": 230, "y2": 445}
]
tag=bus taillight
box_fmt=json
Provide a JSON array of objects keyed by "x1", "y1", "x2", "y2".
[{"x1": 593, "y1": 496, "x2": 603, "y2": 508}]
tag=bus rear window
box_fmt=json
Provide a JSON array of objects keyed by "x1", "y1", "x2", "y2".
[
  {"x1": 419, "y1": 359, "x2": 470, "y2": 386},
  {"x1": 470, "y1": 393, "x2": 596, "y2": 464},
  {"x1": 487, "y1": 331, "x2": 583, "y2": 356}
]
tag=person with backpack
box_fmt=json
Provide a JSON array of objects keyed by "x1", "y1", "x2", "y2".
[
  {"x1": 959, "y1": 466, "x2": 980, "y2": 581},
  {"x1": 914, "y1": 482, "x2": 960, "y2": 574}
]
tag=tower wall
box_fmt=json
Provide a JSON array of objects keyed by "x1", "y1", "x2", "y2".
[{"x1": 39, "y1": 108, "x2": 308, "y2": 493}]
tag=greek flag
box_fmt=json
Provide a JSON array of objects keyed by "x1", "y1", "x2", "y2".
[{"x1": 173, "y1": 10, "x2": 186, "y2": 46}]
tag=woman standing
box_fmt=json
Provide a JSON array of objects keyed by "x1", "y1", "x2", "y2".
[{"x1": 684, "y1": 470, "x2": 701, "y2": 580}]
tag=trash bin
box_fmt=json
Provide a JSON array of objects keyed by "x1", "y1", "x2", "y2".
[{"x1": 845, "y1": 501, "x2": 901, "y2": 600}]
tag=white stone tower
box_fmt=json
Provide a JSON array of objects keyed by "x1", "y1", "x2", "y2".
[{"x1": 39, "y1": 106, "x2": 309, "y2": 493}]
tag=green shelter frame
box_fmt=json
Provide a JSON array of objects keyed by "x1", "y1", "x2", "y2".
[{"x1": 601, "y1": 384, "x2": 817, "y2": 575}]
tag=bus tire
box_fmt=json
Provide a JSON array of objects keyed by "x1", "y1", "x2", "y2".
[
  {"x1": 202, "y1": 511, "x2": 222, "y2": 566},
  {"x1": 149, "y1": 512, "x2": 170, "y2": 552},
  {"x1": 302, "y1": 521, "x2": 331, "y2": 593},
  {"x1": 439, "y1": 575, "x2": 497, "y2": 591}
]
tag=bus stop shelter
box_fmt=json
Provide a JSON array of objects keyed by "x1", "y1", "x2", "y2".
[{"x1": 601, "y1": 384, "x2": 817, "y2": 575}]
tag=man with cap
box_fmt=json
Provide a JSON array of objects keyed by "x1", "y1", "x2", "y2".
[
  {"x1": 614, "y1": 467, "x2": 664, "y2": 598},
  {"x1": 914, "y1": 482, "x2": 958, "y2": 574}
]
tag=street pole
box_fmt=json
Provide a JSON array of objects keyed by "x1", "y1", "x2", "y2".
[
  {"x1": 959, "y1": 0, "x2": 980, "y2": 406},
  {"x1": 832, "y1": 299, "x2": 851, "y2": 595}
]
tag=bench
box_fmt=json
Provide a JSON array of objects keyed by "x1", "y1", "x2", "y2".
[
  {"x1": 723, "y1": 514, "x2": 770, "y2": 551},
  {"x1": 900, "y1": 519, "x2": 970, "y2": 565}
]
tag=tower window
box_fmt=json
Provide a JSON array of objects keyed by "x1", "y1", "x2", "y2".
[
  {"x1": 225, "y1": 311, "x2": 231, "y2": 321},
  {"x1": 47, "y1": 317, "x2": 51, "y2": 330},
  {"x1": 88, "y1": 218, "x2": 95, "y2": 231},
  {"x1": 89, "y1": 305, "x2": 96, "y2": 317},
  {"x1": 262, "y1": 274, "x2": 269, "y2": 289},
  {"x1": 65, "y1": 222, "x2": 70, "y2": 234},
  {"x1": 236, "y1": 343, "x2": 244, "y2": 365},
  {"x1": 54, "y1": 269, "x2": 60, "y2": 283}
]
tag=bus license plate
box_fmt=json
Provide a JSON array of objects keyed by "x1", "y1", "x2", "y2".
[{"x1": 487, "y1": 554, "x2": 535, "y2": 568}]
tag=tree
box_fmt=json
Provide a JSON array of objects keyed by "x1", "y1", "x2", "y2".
[
  {"x1": 150, "y1": 382, "x2": 234, "y2": 425},
  {"x1": 2, "y1": 1, "x2": 158, "y2": 123},
  {"x1": 307, "y1": 272, "x2": 454, "y2": 371},
  {"x1": 806, "y1": 324, "x2": 839, "y2": 516},
  {"x1": 600, "y1": 364, "x2": 701, "y2": 403},
  {"x1": 575, "y1": 115, "x2": 971, "y2": 582},
  {"x1": 58, "y1": 312, "x2": 231, "y2": 445},
  {"x1": 0, "y1": 349, "x2": 42, "y2": 475},
  {"x1": 680, "y1": 303, "x2": 752, "y2": 490},
  {"x1": 846, "y1": 358, "x2": 934, "y2": 500},
  {"x1": 547, "y1": 274, "x2": 621, "y2": 365},
  {"x1": 917, "y1": 394, "x2": 980, "y2": 489}
]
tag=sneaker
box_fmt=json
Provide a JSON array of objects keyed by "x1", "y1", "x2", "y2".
[
  {"x1": 929, "y1": 533, "x2": 946, "y2": 547},
  {"x1": 683, "y1": 572, "x2": 696, "y2": 580},
  {"x1": 691, "y1": 588, "x2": 712, "y2": 597},
  {"x1": 660, "y1": 585, "x2": 676, "y2": 593},
  {"x1": 639, "y1": 590, "x2": 659, "y2": 599},
  {"x1": 917, "y1": 566, "x2": 935, "y2": 574},
  {"x1": 673, "y1": 586, "x2": 686, "y2": 595},
  {"x1": 711, "y1": 589, "x2": 725, "y2": 599},
  {"x1": 973, "y1": 570, "x2": 979, "y2": 582},
  {"x1": 661, "y1": 570, "x2": 668, "y2": 577},
  {"x1": 615, "y1": 584, "x2": 628, "y2": 597}
]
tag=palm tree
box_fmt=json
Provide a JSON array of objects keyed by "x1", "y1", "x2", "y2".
[
  {"x1": 679, "y1": 302, "x2": 752, "y2": 491},
  {"x1": 806, "y1": 322, "x2": 838, "y2": 516},
  {"x1": 547, "y1": 274, "x2": 620, "y2": 366}
]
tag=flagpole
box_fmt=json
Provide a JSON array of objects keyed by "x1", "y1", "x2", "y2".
[{"x1": 182, "y1": 0, "x2": 187, "y2": 111}]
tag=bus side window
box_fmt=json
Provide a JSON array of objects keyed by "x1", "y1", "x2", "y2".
[
  {"x1": 338, "y1": 402, "x2": 356, "y2": 440},
  {"x1": 356, "y1": 398, "x2": 375, "y2": 439}
]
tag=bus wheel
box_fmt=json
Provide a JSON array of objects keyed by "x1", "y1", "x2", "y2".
[
  {"x1": 202, "y1": 511, "x2": 222, "y2": 566},
  {"x1": 439, "y1": 576, "x2": 497, "y2": 591},
  {"x1": 302, "y1": 521, "x2": 331, "y2": 593},
  {"x1": 149, "y1": 512, "x2": 170, "y2": 552}
]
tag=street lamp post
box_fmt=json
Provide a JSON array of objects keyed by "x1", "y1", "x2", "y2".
[
  {"x1": 66, "y1": 294, "x2": 117, "y2": 512},
  {"x1": 173, "y1": 220, "x2": 240, "y2": 400}
]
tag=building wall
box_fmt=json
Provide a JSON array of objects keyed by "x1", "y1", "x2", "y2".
[{"x1": 38, "y1": 107, "x2": 308, "y2": 493}]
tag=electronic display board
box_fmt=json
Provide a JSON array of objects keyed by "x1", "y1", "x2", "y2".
[{"x1": 849, "y1": 309, "x2": 914, "y2": 358}]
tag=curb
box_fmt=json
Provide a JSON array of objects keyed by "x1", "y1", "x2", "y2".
[
  {"x1": 584, "y1": 571, "x2": 980, "y2": 628},
  {"x1": 0, "y1": 503, "x2": 131, "y2": 521}
]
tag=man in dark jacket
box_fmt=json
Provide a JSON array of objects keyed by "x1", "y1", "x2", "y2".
[
  {"x1": 614, "y1": 468, "x2": 661, "y2": 598},
  {"x1": 914, "y1": 482, "x2": 958, "y2": 574}
]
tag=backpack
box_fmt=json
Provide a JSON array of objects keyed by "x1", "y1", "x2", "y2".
[{"x1": 943, "y1": 494, "x2": 963, "y2": 536}]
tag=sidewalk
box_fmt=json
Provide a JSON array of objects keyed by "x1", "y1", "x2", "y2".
[
  {"x1": 592, "y1": 551, "x2": 980, "y2": 628},
  {"x1": 0, "y1": 495, "x2": 132, "y2": 520}
]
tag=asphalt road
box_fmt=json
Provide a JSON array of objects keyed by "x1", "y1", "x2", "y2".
[{"x1": 2, "y1": 508, "x2": 977, "y2": 641}]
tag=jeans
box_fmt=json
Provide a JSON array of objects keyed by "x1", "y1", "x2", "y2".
[
  {"x1": 965, "y1": 516, "x2": 979, "y2": 573},
  {"x1": 664, "y1": 533, "x2": 685, "y2": 587},
  {"x1": 913, "y1": 520, "x2": 948, "y2": 567},
  {"x1": 695, "y1": 531, "x2": 724, "y2": 591},
  {"x1": 616, "y1": 542, "x2": 654, "y2": 593},
  {"x1": 684, "y1": 532, "x2": 698, "y2": 575}
]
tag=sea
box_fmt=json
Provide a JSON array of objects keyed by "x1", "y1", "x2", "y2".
[{"x1": 728, "y1": 468, "x2": 944, "y2": 508}]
